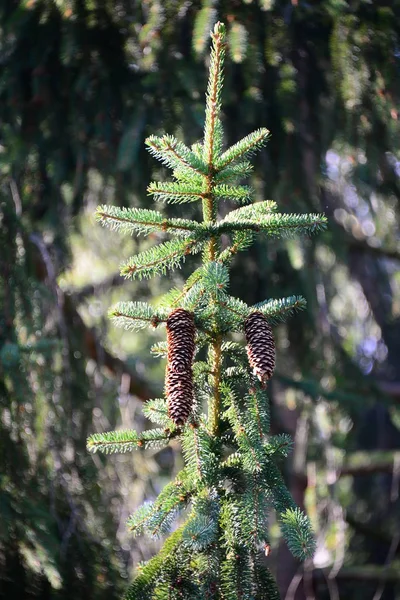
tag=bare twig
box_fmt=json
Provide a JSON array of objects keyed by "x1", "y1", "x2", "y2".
[
  {"x1": 69, "y1": 273, "x2": 129, "y2": 303},
  {"x1": 9, "y1": 179, "x2": 22, "y2": 217},
  {"x1": 347, "y1": 237, "x2": 400, "y2": 262},
  {"x1": 314, "y1": 566, "x2": 400, "y2": 583},
  {"x1": 28, "y1": 234, "x2": 154, "y2": 401},
  {"x1": 30, "y1": 232, "x2": 71, "y2": 378},
  {"x1": 339, "y1": 459, "x2": 397, "y2": 477},
  {"x1": 285, "y1": 568, "x2": 303, "y2": 600},
  {"x1": 371, "y1": 453, "x2": 400, "y2": 600}
]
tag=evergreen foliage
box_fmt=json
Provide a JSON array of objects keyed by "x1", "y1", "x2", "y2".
[
  {"x1": 2, "y1": 1, "x2": 400, "y2": 598},
  {"x1": 88, "y1": 23, "x2": 325, "y2": 598}
]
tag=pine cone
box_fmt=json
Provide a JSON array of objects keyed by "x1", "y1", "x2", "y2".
[
  {"x1": 166, "y1": 366, "x2": 194, "y2": 426},
  {"x1": 166, "y1": 308, "x2": 196, "y2": 373},
  {"x1": 245, "y1": 311, "x2": 275, "y2": 386},
  {"x1": 165, "y1": 308, "x2": 196, "y2": 426}
]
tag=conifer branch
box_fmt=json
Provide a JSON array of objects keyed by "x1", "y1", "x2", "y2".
[
  {"x1": 222, "y1": 200, "x2": 277, "y2": 220},
  {"x1": 149, "y1": 341, "x2": 169, "y2": 358},
  {"x1": 216, "y1": 128, "x2": 271, "y2": 170},
  {"x1": 173, "y1": 167, "x2": 205, "y2": 186},
  {"x1": 124, "y1": 527, "x2": 185, "y2": 600},
  {"x1": 215, "y1": 160, "x2": 254, "y2": 182},
  {"x1": 213, "y1": 184, "x2": 254, "y2": 204},
  {"x1": 181, "y1": 427, "x2": 215, "y2": 484},
  {"x1": 142, "y1": 398, "x2": 171, "y2": 426},
  {"x1": 146, "y1": 134, "x2": 207, "y2": 175},
  {"x1": 220, "y1": 546, "x2": 253, "y2": 599},
  {"x1": 280, "y1": 508, "x2": 316, "y2": 560},
  {"x1": 202, "y1": 261, "x2": 230, "y2": 292},
  {"x1": 242, "y1": 480, "x2": 269, "y2": 548},
  {"x1": 108, "y1": 301, "x2": 168, "y2": 331},
  {"x1": 120, "y1": 238, "x2": 204, "y2": 279},
  {"x1": 147, "y1": 181, "x2": 204, "y2": 204},
  {"x1": 222, "y1": 383, "x2": 265, "y2": 473},
  {"x1": 218, "y1": 231, "x2": 255, "y2": 262},
  {"x1": 246, "y1": 389, "x2": 270, "y2": 439},
  {"x1": 253, "y1": 295, "x2": 307, "y2": 324},
  {"x1": 127, "y1": 474, "x2": 194, "y2": 537},
  {"x1": 265, "y1": 434, "x2": 294, "y2": 459},
  {"x1": 87, "y1": 428, "x2": 179, "y2": 454},
  {"x1": 209, "y1": 337, "x2": 223, "y2": 436},
  {"x1": 182, "y1": 489, "x2": 220, "y2": 551},
  {"x1": 215, "y1": 296, "x2": 249, "y2": 321},
  {"x1": 217, "y1": 212, "x2": 328, "y2": 237},
  {"x1": 253, "y1": 558, "x2": 281, "y2": 600},
  {"x1": 159, "y1": 267, "x2": 205, "y2": 309},
  {"x1": 96, "y1": 205, "x2": 198, "y2": 237},
  {"x1": 174, "y1": 280, "x2": 204, "y2": 308},
  {"x1": 203, "y1": 22, "x2": 226, "y2": 167}
]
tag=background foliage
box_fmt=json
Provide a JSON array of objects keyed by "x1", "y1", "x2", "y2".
[{"x1": 0, "y1": 1, "x2": 400, "y2": 599}]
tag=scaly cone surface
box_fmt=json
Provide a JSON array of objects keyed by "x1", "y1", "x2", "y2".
[
  {"x1": 165, "y1": 308, "x2": 196, "y2": 426},
  {"x1": 245, "y1": 311, "x2": 276, "y2": 387}
]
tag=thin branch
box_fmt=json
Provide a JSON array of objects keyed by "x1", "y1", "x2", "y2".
[
  {"x1": 371, "y1": 454, "x2": 400, "y2": 600},
  {"x1": 63, "y1": 294, "x2": 154, "y2": 400},
  {"x1": 348, "y1": 237, "x2": 400, "y2": 262},
  {"x1": 339, "y1": 459, "x2": 398, "y2": 477},
  {"x1": 30, "y1": 232, "x2": 71, "y2": 378},
  {"x1": 29, "y1": 235, "x2": 154, "y2": 401},
  {"x1": 67, "y1": 273, "x2": 133, "y2": 303},
  {"x1": 345, "y1": 514, "x2": 395, "y2": 547},
  {"x1": 96, "y1": 210, "x2": 198, "y2": 234},
  {"x1": 377, "y1": 380, "x2": 400, "y2": 399},
  {"x1": 314, "y1": 566, "x2": 400, "y2": 583}
]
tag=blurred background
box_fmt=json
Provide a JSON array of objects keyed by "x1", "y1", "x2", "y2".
[{"x1": 1, "y1": 1, "x2": 400, "y2": 599}]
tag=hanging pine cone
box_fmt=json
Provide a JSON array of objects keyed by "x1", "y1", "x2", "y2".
[
  {"x1": 166, "y1": 366, "x2": 194, "y2": 426},
  {"x1": 245, "y1": 311, "x2": 275, "y2": 386},
  {"x1": 165, "y1": 308, "x2": 196, "y2": 426},
  {"x1": 166, "y1": 308, "x2": 196, "y2": 373}
]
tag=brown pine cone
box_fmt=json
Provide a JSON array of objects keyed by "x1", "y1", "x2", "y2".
[
  {"x1": 165, "y1": 366, "x2": 194, "y2": 426},
  {"x1": 245, "y1": 311, "x2": 275, "y2": 386},
  {"x1": 166, "y1": 308, "x2": 196, "y2": 373},
  {"x1": 165, "y1": 308, "x2": 196, "y2": 426}
]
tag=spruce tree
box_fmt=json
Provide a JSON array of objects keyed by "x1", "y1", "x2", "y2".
[{"x1": 87, "y1": 23, "x2": 326, "y2": 599}]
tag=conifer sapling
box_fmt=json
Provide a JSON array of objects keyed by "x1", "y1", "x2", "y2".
[{"x1": 87, "y1": 22, "x2": 326, "y2": 599}]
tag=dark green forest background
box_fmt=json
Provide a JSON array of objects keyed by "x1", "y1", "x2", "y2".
[{"x1": 1, "y1": 1, "x2": 400, "y2": 599}]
